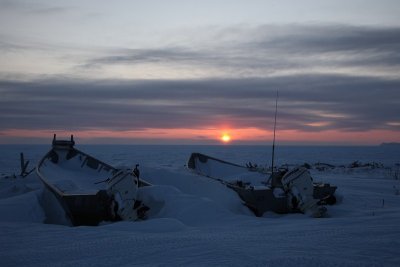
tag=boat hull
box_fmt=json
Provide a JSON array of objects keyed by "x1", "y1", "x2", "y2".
[
  {"x1": 229, "y1": 185, "x2": 289, "y2": 216},
  {"x1": 52, "y1": 190, "x2": 113, "y2": 226},
  {"x1": 37, "y1": 137, "x2": 147, "y2": 226},
  {"x1": 187, "y1": 152, "x2": 337, "y2": 216}
]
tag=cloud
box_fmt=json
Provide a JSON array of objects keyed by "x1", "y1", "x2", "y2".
[
  {"x1": 252, "y1": 24, "x2": 400, "y2": 54},
  {"x1": 87, "y1": 48, "x2": 204, "y2": 66},
  {"x1": 0, "y1": 75, "x2": 399, "y2": 134},
  {"x1": 81, "y1": 24, "x2": 400, "y2": 78},
  {"x1": 1, "y1": 23, "x2": 399, "y2": 142},
  {"x1": 0, "y1": 0, "x2": 72, "y2": 15},
  {"x1": 2, "y1": 24, "x2": 399, "y2": 80}
]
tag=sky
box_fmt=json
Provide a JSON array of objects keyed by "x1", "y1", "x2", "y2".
[{"x1": 0, "y1": 0, "x2": 399, "y2": 145}]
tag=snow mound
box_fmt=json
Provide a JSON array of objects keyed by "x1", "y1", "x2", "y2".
[
  {"x1": 0, "y1": 173, "x2": 42, "y2": 199},
  {"x1": 138, "y1": 184, "x2": 242, "y2": 226},
  {"x1": 0, "y1": 174, "x2": 45, "y2": 223},
  {"x1": 141, "y1": 165, "x2": 252, "y2": 216},
  {"x1": 0, "y1": 190, "x2": 45, "y2": 223}
]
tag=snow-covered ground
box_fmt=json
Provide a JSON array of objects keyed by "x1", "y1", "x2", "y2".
[{"x1": 1, "y1": 145, "x2": 399, "y2": 266}]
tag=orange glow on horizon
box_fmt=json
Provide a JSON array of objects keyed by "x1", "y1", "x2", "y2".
[{"x1": 0, "y1": 128, "x2": 399, "y2": 145}]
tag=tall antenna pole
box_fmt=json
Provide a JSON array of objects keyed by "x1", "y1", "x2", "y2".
[{"x1": 271, "y1": 90, "x2": 279, "y2": 173}]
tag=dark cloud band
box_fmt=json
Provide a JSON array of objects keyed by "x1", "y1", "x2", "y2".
[{"x1": 1, "y1": 75, "x2": 399, "y2": 133}]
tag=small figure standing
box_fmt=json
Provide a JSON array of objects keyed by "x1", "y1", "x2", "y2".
[{"x1": 133, "y1": 164, "x2": 140, "y2": 180}]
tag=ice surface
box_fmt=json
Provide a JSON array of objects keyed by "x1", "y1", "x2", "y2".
[{"x1": 0, "y1": 145, "x2": 399, "y2": 266}]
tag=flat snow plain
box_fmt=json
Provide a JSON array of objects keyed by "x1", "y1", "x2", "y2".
[{"x1": 1, "y1": 145, "x2": 399, "y2": 266}]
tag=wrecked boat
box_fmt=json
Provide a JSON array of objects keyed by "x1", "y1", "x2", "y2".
[
  {"x1": 36, "y1": 135, "x2": 150, "y2": 226},
  {"x1": 187, "y1": 152, "x2": 337, "y2": 217}
]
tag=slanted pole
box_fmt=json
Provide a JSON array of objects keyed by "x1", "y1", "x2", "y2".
[
  {"x1": 20, "y1": 152, "x2": 25, "y2": 176},
  {"x1": 20, "y1": 152, "x2": 30, "y2": 176},
  {"x1": 52, "y1": 134, "x2": 56, "y2": 146}
]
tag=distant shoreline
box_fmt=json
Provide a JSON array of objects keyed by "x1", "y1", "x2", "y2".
[{"x1": 380, "y1": 142, "x2": 400, "y2": 147}]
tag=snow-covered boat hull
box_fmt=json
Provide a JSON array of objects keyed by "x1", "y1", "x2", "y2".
[
  {"x1": 187, "y1": 153, "x2": 337, "y2": 216},
  {"x1": 228, "y1": 186, "x2": 289, "y2": 215},
  {"x1": 37, "y1": 136, "x2": 149, "y2": 226}
]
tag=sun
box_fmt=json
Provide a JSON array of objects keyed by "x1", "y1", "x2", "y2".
[{"x1": 221, "y1": 134, "x2": 231, "y2": 143}]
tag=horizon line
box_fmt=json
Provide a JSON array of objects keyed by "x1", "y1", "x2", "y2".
[{"x1": 0, "y1": 142, "x2": 395, "y2": 147}]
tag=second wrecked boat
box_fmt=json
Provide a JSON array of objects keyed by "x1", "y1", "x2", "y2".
[{"x1": 187, "y1": 153, "x2": 337, "y2": 217}]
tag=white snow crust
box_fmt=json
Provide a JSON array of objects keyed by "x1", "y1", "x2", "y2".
[{"x1": 1, "y1": 145, "x2": 399, "y2": 266}]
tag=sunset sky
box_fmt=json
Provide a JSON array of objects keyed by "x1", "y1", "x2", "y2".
[{"x1": 1, "y1": 0, "x2": 399, "y2": 145}]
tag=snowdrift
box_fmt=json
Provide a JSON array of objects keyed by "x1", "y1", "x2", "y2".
[{"x1": 1, "y1": 145, "x2": 400, "y2": 266}]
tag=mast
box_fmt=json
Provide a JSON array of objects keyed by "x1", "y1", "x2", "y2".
[{"x1": 271, "y1": 91, "x2": 279, "y2": 173}]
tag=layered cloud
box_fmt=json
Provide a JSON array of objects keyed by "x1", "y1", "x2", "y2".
[
  {"x1": 78, "y1": 25, "x2": 400, "y2": 79},
  {"x1": 1, "y1": 75, "x2": 399, "y2": 132},
  {"x1": 1, "y1": 24, "x2": 399, "y2": 143}
]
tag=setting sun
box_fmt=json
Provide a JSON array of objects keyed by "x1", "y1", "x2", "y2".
[{"x1": 221, "y1": 134, "x2": 231, "y2": 143}]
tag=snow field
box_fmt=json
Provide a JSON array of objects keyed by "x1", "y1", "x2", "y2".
[{"x1": 1, "y1": 145, "x2": 400, "y2": 266}]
